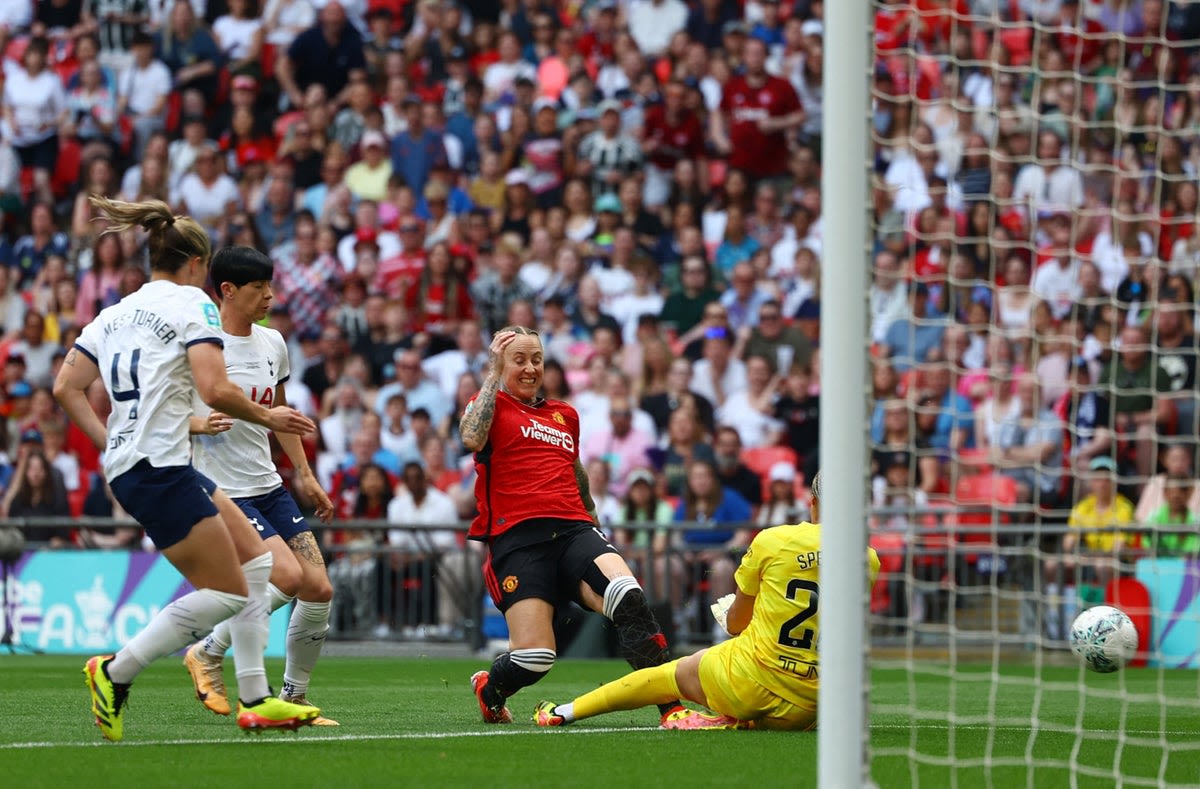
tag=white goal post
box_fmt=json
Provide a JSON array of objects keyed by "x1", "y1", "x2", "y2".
[{"x1": 818, "y1": 1, "x2": 873, "y2": 788}]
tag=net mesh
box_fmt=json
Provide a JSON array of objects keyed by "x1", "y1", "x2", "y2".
[{"x1": 865, "y1": 1, "x2": 1200, "y2": 785}]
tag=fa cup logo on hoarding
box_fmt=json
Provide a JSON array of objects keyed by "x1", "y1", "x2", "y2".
[{"x1": 75, "y1": 576, "x2": 114, "y2": 649}]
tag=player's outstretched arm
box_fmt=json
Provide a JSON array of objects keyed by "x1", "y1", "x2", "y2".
[
  {"x1": 188, "y1": 342, "x2": 315, "y2": 436},
  {"x1": 52, "y1": 347, "x2": 106, "y2": 450}
]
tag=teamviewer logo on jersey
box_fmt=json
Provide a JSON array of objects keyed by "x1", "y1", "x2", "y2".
[{"x1": 520, "y1": 418, "x2": 574, "y2": 452}]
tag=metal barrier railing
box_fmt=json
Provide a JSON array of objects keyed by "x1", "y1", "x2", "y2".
[{"x1": 3, "y1": 514, "x2": 1190, "y2": 650}]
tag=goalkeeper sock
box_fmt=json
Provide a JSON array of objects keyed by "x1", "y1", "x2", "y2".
[{"x1": 571, "y1": 660, "x2": 682, "y2": 722}]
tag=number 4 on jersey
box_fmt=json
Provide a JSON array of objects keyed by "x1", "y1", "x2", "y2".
[{"x1": 110, "y1": 349, "x2": 142, "y2": 420}]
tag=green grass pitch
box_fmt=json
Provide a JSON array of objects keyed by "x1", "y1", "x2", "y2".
[{"x1": 2, "y1": 655, "x2": 1197, "y2": 788}]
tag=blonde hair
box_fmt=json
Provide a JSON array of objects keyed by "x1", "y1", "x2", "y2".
[{"x1": 88, "y1": 195, "x2": 211, "y2": 275}]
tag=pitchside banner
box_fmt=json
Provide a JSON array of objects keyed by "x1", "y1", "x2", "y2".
[
  {"x1": 4, "y1": 551, "x2": 287, "y2": 656},
  {"x1": 1135, "y1": 558, "x2": 1200, "y2": 669}
]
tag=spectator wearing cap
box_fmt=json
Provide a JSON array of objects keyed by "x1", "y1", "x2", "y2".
[
  {"x1": 345, "y1": 130, "x2": 394, "y2": 203},
  {"x1": 689, "y1": 323, "x2": 748, "y2": 409},
  {"x1": 710, "y1": 36, "x2": 804, "y2": 185},
  {"x1": 390, "y1": 96, "x2": 448, "y2": 198},
  {"x1": 687, "y1": 0, "x2": 740, "y2": 50},
  {"x1": 1041, "y1": 455, "x2": 1136, "y2": 640},
  {"x1": 277, "y1": 1, "x2": 368, "y2": 110},
  {"x1": 376, "y1": 215, "x2": 428, "y2": 301},
  {"x1": 576, "y1": 99, "x2": 643, "y2": 196},
  {"x1": 758, "y1": 460, "x2": 807, "y2": 526},
  {"x1": 4, "y1": 380, "x2": 35, "y2": 450},
  {"x1": 154, "y1": 0, "x2": 222, "y2": 106}
]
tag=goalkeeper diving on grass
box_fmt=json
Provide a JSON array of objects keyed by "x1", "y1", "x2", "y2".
[{"x1": 534, "y1": 471, "x2": 880, "y2": 730}]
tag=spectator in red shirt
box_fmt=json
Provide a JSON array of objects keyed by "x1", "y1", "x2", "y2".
[
  {"x1": 710, "y1": 37, "x2": 804, "y2": 187},
  {"x1": 641, "y1": 79, "x2": 708, "y2": 208}
]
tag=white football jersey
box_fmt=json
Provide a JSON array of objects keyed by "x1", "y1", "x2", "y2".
[
  {"x1": 192, "y1": 324, "x2": 290, "y2": 498},
  {"x1": 76, "y1": 280, "x2": 225, "y2": 480}
]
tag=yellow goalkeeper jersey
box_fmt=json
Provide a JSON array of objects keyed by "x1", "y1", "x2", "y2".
[{"x1": 733, "y1": 522, "x2": 881, "y2": 681}]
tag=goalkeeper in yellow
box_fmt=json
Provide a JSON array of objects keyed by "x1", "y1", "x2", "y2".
[{"x1": 534, "y1": 471, "x2": 880, "y2": 730}]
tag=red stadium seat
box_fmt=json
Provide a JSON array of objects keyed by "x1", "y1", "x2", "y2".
[
  {"x1": 740, "y1": 445, "x2": 799, "y2": 499},
  {"x1": 949, "y1": 473, "x2": 1018, "y2": 562}
]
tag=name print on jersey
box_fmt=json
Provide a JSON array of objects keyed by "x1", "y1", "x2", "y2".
[
  {"x1": 101, "y1": 309, "x2": 178, "y2": 345},
  {"x1": 520, "y1": 417, "x2": 574, "y2": 452}
]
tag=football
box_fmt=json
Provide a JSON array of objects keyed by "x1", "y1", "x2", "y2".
[{"x1": 1069, "y1": 605, "x2": 1139, "y2": 673}]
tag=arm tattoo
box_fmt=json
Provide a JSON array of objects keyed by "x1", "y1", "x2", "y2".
[
  {"x1": 287, "y1": 531, "x2": 326, "y2": 568},
  {"x1": 459, "y1": 376, "x2": 501, "y2": 449},
  {"x1": 64, "y1": 348, "x2": 77, "y2": 366},
  {"x1": 574, "y1": 458, "x2": 596, "y2": 514}
]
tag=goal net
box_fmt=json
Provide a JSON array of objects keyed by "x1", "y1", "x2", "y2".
[{"x1": 856, "y1": 1, "x2": 1200, "y2": 785}]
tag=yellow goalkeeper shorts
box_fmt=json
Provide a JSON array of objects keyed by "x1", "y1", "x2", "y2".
[{"x1": 698, "y1": 638, "x2": 818, "y2": 731}]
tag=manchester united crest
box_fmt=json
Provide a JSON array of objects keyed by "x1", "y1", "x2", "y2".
[
  {"x1": 502, "y1": 575, "x2": 519, "y2": 593},
  {"x1": 552, "y1": 411, "x2": 566, "y2": 426}
]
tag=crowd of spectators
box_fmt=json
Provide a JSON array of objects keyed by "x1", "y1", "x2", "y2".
[{"x1": 0, "y1": 0, "x2": 1198, "y2": 637}]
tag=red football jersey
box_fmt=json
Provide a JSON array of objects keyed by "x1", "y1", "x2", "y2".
[
  {"x1": 642, "y1": 105, "x2": 707, "y2": 171},
  {"x1": 467, "y1": 390, "x2": 591, "y2": 541},
  {"x1": 721, "y1": 75, "x2": 801, "y2": 178}
]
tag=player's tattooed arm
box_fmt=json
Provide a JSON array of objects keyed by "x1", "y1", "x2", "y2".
[
  {"x1": 574, "y1": 458, "x2": 599, "y2": 525},
  {"x1": 459, "y1": 375, "x2": 500, "y2": 452},
  {"x1": 287, "y1": 532, "x2": 326, "y2": 568}
]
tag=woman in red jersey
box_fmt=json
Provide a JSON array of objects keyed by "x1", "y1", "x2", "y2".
[{"x1": 461, "y1": 326, "x2": 687, "y2": 726}]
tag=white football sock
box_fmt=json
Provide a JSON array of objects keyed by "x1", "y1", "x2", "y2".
[
  {"x1": 554, "y1": 702, "x2": 576, "y2": 723},
  {"x1": 202, "y1": 582, "x2": 293, "y2": 659},
  {"x1": 281, "y1": 599, "x2": 330, "y2": 698},
  {"x1": 107, "y1": 588, "x2": 247, "y2": 684},
  {"x1": 228, "y1": 552, "x2": 273, "y2": 703}
]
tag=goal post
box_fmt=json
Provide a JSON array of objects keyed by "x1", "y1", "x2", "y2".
[{"x1": 817, "y1": 1, "x2": 873, "y2": 787}]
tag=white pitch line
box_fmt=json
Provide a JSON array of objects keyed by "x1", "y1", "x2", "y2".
[
  {"x1": 4, "y1": 722, "x2": 1199, "y2": 750},
  {"x1": 0, "y1": 726, "x2": 654, "y2": 750}
]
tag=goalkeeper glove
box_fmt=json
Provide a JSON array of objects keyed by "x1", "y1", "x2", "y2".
[{"x1": 709, "y1": 593, "x2": 735, "y2": 636}]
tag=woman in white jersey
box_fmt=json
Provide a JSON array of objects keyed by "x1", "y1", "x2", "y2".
[
  {"x1": 184, "y1": 245, "x2": 339, "y2": 725},
  {"x1": 53, "y1": 197, "x2": 320, "y2": 742}
]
